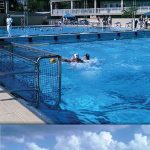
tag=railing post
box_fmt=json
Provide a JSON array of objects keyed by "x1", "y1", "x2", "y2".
[
  {"x1": 121, "y1": 0, "x2": 124, "y2": 11},
  {"x1": 57, "y1": 56, "x2": 61, "y2": 106},
  {"x1": 50, "y1": 1, "x2": 53, "y2": 16},
  {"x1": 5, "y1": 0, "x2": 9, "y2": 15},
  {"x1": 71, "y1": 0, "x2": 73, "y2": 9},
  {"x1": 10, "y1": 44, "x2": 14, "y2": 73},
  {"x1": 94, "y1": 0, "x2": 97, "y2": 15},
  {"x1": 35, "y1": 61, "x2": 40, "y2": 108}
]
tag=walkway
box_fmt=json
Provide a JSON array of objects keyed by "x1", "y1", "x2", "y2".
[{"x1": 0, "y1": 86, "x2": 45, "y2": 124}]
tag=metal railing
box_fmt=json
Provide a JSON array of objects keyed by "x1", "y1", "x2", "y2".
[
  {"x1": 0, "y1": 41, "x2": 61, "y2": 108},
  {"x1": 137, "y1": 6, "x2": 150, "y2": 13},
  {"x1": 52, "y1": 6, "x2": 150, "y2": 16}
]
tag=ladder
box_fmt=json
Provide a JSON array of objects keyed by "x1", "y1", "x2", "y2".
[{"x1": 0, "y1": 0, "x2": 5, "y2": 12}]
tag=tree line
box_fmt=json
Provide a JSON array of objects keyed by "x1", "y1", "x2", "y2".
[{"x1": 9, "y1": 0, "x2": 50, "y2": 12}]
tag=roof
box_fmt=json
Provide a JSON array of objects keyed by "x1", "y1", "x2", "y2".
[
  {"x1": 63, "y1": 13, "x2": 75, "y2": 18},
  {"x1": 144, "y1": 12, "x2": 150, "y2": 16},
  {"x1": 35, "y1": 11, "x2": 50, "y2": 15}
]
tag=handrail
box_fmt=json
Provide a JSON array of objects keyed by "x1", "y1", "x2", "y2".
[
  {"x1": 0, "y1": 71, "x2": 35, "y2": 76},
  {"x1": 12, "y1": 42, "x2": 59, "y2": 59},
  {"x1": 52, "y1": 6, "x2": 150, "y2": 16},
  {"x1": 0, "y1": 48, "x2": 37, "y2": 63}
]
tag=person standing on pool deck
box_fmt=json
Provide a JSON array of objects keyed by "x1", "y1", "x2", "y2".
[
  {"x1": 135, "y1": 19, "x2": 138, "y2": 29},
  {"x1": 108, "y1": 16, "x2": 112, "y2": 27},
  {"x1": 6, "y1": 14, "x2": 13, "y2": 37},
  {"x1": 139, "y1": 15, "x2": 144, "y2": 29},
  {"x1": 144, "y1": 16, "x2": 148, "y2": 29}
]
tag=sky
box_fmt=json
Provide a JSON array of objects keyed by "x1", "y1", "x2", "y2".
[{"x1": 1, "y1": 125, "x2": 150, "y2": 150}]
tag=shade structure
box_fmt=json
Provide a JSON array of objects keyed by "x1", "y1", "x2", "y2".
[
  {"x1": 63, "y1": 13, "x2": 75, "y2": 19},
  {"x1": 144, "y1": 12, "x2": 150, "y2": 16},
  {"x1": 35, "y1": 12, "x2": 50, "y2": 15}
]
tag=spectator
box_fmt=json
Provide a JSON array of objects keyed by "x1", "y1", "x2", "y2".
[
  {"x1": 139, "y1": 15, "x2": 144, "y2": 29},
  {"x1": 108, "y1": 16, "x2": 112, "y2": 26},
  {"x1": 144, "y1": 16, "x2": 148, "y2": 29},
  {"x1": 135, "y1": 19, "x2": 138, "y2": 29}
]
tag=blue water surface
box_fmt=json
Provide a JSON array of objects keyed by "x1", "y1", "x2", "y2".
[
  {"x1": 29, "y1": 37, "x2": 150, "y2": 124},
  {"x1": 0, "y1": 26, "x2": 111, "y2": 37}
]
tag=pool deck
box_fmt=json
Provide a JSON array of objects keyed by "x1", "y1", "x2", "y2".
[{"x1": 0, "y1": 86, "x2": 45, "y2": 124}]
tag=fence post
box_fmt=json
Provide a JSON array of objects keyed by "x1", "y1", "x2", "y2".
[
  {"x1": 11, "y1": 44, "x2": 14, "y2": 72},
  {"x1": 35, "y1": 60, "x2": 40, "y2": 108},
  {"x1": 57, "y1": 56, "x2": 62, "y2": 106}
]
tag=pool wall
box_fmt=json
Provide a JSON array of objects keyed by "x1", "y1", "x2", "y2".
[{"x1": 1, "y1": 30, "x2": 150, "y2": 44}]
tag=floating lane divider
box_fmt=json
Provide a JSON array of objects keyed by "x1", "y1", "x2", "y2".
[
  {"x1": 28, "y1": 37, "x2": 33, "y2": 43},
  {"x1": 97, "y1": 33, "x2": 101, "y2": 39},
  {"x1": 3, "y1": 30, "x2": 150, "y2": 45},
  {"x1": 54, "y1": 36, "x2": 58, "y2": 41},
  {"x1": 27, "y1": 43, "x2": 50, "y2": 46},
  {"x1": 76, "y1": 34, "x2": 80, "y2": 39},
  {"x1": 135, "y1": 31, "x2": 138, "y2": 37},
  {"x1": 117, "y1": 32, "x2": 121, "y2": 37}
]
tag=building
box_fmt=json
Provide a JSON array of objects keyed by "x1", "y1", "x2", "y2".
[
  {"x1": 0, "y1": 0, "x2": 5, "y2": 13},
  {"x1": 50, "y1": 0, "x2": 150, "y2": 17}
]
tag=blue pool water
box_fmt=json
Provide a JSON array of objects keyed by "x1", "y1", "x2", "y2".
[
  {"x1": 29, "y1": 37, "x2": 150, "y2": 124},
  {"x1": 0, "y1": 26, "x2": 111, "y2": 37}
]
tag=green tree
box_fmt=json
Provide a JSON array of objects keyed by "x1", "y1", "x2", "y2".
[
  {"x1": 8, "y1": 0, "x2": 24, "y2": 11},
  {"x1": 122, "y1": 7, "x2": 137, "y2": 18},
  {"x1": 9, "y1": 0, "x2": 19, "y2": 11},
  {"x1": 28, "y1": 0, "x2": 50, "y2": 12},
  {"x1": 59, "y1": 2, "x2": 70, "y2": 9}
]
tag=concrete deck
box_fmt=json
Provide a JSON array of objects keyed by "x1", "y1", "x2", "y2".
[{"x1": 0, "y1": 87, "x2": 45, "y2": 124}]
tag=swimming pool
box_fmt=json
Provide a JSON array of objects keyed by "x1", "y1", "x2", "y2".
[
  {"x1": 28, "y1": 37, "x2": 150, "y2": 124},
  {"x1": 0, "y1": 26, "x2": 108, "y2": 37},
  {"x1": 0, "y1": 26, "x2": 130, "y2": 37}
]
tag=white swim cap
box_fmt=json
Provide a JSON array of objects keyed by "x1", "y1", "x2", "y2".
[{"x1": 74, "y1": 53, "x2": 79, "y2": 59}]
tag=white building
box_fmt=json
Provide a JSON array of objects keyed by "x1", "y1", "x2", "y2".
[{"x1": 50, "y1": 0, "x2": 150, "y2": 17}]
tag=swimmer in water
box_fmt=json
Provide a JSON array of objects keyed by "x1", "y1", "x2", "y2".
[
  {"x1": 62, "y1": 53, "x2": 91, "y2": 63},
  {"x1": 70, "y1": 53, "x2": 84, "y2": 63},
  {"x1": 82, "y1": 53, "x2": 90, "y2": 61},
  {"x1": 62, "y1": 53, "x2": 84, "y2": 63}
]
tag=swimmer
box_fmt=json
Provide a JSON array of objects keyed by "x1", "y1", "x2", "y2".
[
  {"x1": 62, "y1": 53, "x2": 84, "y2": 63},
  {"x1": 61, "y1": 58, "x2": 71, "y2": 63},
  {"x1": 82, "y1": 53, "x2": 90, "y2": 61},
  {"x1": 70, "y1": 53, "x2": 84, "y2": 63}
]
